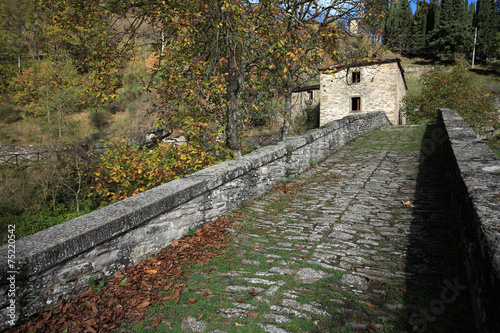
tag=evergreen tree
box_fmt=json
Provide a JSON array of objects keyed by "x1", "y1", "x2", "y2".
[
  {"x1": 427, "y1": 0, "x2": 473, "y2": 62},
  {"x1": 409, "y1": 2, "x2": 431, "y2": 56},
  {"x1": 474, "y1": 0, "x2": 498, "y2": 62},
  {"x1": 384, "y1": 0, "x2": 413, "y2": 54}
]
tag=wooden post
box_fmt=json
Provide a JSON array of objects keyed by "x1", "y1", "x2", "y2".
[{"x1": 472, "y1": 27, "x2": 477, "y2": 69}]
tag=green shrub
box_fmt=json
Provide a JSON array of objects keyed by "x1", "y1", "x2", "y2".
[
  {"x1": 0, "y1": 203, "x2": 24, "y2": 218},
  {"x1": 402, "y1": 59, "x2": 498, "y2": 132},
  {"x1": 89, "y1": 108, "x2": 111, "y2": 129},
  {"x1": 486, "y1": 60, "x2": 500, "y2": 73},
  {"x1": 0, "y1": 104, "x2": 23, "y2": 124},
  {"x1": 291, "y1": 103, "x2": 319, "y2": 135},
  {"x1": 92, "y1": 119, "x2": 231, "y2": 203},
  {"x1": 0, "y1": 199, "x2": 96, "y2": 245},
  {"x1": 89, "y1": 277, "x2": 105, "y2": 294},
  {"x1": 0, "y1": 150, "x2": 97, "y2": 244}
]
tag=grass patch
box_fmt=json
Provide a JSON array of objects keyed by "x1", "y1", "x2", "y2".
[
  {"x1": 282, "y1": 317, "x2": 318, "y2": 332},
  {"x1": 0, "y1": 199, "x2": 97, "y2": 245},
  {"x1": 347, "y1": 125, "x2": 426, "y2": 152},
  {"x1": 486, "y1": 136, "x2": 500, "y2": 158}
]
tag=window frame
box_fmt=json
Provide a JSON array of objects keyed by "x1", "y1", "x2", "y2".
[
  {"x1": 352, "y1": 71, "x2": 360, "y2": 84},
  {"x1": 351, "y1": 96, "x2": 361, "y2": 112}
]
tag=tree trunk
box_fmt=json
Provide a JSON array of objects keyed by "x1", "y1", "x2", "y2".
[
  {"x1": 281, "y1": 92, "x2": 292, "y2": 140},
  {"x1": 75, "y1": 151, "x2": 81, "y2": 213},
  {"x1": 281, "y1": 77, "x2": 294, "y2": 141},
  {"x1": 226, "y1": 85, "x2": 241, "y2": 157},
  {"x1": 225, "y1": 54, "x2": 245, "y2": 157},
  {"x1": 45, "y1": 86, "x2": 54, "y2": 150},
  {"x1": 58, "y1": 97, "x2": 63, "y2": 141}
]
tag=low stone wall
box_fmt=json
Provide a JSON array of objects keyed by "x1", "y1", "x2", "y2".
[
  {"x1": 438, "y1": 109, "x2": 500, "y2": 333},
  {"x1": 0, "y1": 112, "x2": 390, "y2": 331}
]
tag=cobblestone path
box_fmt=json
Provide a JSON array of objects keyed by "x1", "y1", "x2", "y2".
[{"x1": 124, "y1": 125, "x2": 474, "y2": 333}]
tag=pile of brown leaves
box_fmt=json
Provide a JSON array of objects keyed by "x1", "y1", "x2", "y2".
[{"x1": 12, "y1": 216, "x2": 235, "y2": 333}]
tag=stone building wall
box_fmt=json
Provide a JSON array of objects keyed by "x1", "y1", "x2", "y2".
[
  {"x1": 0, "y1": 112, "x2": 390, "y2": 332},
  {"x1": 319, "y1": 61, "x2": 406, "y2": 126},
  {"x1": 291, "y1": 87, "x2": 320, "y2": 121}
]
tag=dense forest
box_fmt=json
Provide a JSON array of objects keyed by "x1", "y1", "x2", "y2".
[{"x1": 383, "y1": 0, "x2": 500, "y2": 65}]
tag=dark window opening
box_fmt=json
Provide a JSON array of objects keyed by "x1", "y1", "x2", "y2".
[
  {"x1": 352, "y1": 71, "x2": 360, "y2": 83},
  {"x1": 351, "y1": 97, "x2": 361, "y2": 111},
  {"x1": 307, "y1": 90, "x2": 313, "y2": 100}
]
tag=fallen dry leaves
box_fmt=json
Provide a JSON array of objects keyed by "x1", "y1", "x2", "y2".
[
  {"x1": 248, "y1": 288, "x2": 260, "y2": 296},
  {"x1": 247, "y1": 312, "x2": 260, "y2": 318},
  {"x1": 11, "y1": 216, "x2": 234, "y2": 333},
  {"x1": 367, "y1": 323, "x2": 380, "y2": 332},
  {"x1": 151, "y1": 317, "x2": 162, "y2": 327},
  {"x1": 365, "y1": 301, "x2": 375, "y2": 308}
]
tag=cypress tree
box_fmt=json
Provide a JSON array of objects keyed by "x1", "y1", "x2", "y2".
[
  {"x1": 384, "y1": 0, "x2": 414, "y2": 54},
  {"x1": 410, "y1": 2, "x2": 430, "y2": 56},
  {"x1": 428, "y1": 0, "x2": 474, "y2": 62},
  {"x1": 474, "y1": 0, "x2": 497, "y2": 62}
]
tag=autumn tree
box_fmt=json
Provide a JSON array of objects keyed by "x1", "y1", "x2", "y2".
[
  {"x1": 35, "y1": 0, "x2": 369, "y2": 155},
  {"x1": 142, "y1": 0, "x2": 299, "y2": 156},
  {"x1": 331, "y1": 0, "x2": 387, "y2": 65},
  {"x1": 263, "y1": 0, "x2": 343, "y2": 139},
  {"x1": 0, "y1": 0, "x2": 41, "y2": 93},
  {"x1": 11, "y1": 52, "x2": 83, "y2": 147}
]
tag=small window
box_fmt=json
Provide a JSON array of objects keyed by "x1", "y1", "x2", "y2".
[
  {"x1": 352, "y1": 71, "x2": 360, "y2": 84},
  {"x1": 351, "y1": 97, "x2": 361, "y2": 111},
  {"x1": 307, "y1": 90, "x2": 313, "y2": 100}
]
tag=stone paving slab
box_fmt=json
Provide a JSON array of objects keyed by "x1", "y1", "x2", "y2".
[{"x1": 121, "y1": 125, "x2": 474, "y2": 333}]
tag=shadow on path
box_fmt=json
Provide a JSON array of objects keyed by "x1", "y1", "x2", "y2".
[{"x1": 404, "y1": 125, "x2": 474, "y2": 332}]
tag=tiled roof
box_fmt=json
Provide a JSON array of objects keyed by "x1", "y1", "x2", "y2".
[{"x1": 320, "y1": 58, "x2": 402, "y2": 72}]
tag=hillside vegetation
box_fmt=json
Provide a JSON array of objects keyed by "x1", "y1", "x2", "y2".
[
  {"x1": 1, "y1": 0, "x2": 500, "y2": 243},
  {"x1": 0, "y1": 0, "x2": 356, "y2": 243}
]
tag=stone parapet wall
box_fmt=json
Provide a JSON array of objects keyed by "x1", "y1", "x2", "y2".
[
  {"x1": 438, "y1": 109, "x2": 500, "y2": 333},
  {"x1": 0, "y1": 112, "x2": 390, "y2": 331}
]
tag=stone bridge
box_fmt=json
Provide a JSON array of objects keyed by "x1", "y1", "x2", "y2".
[{"x1": 1, "y1": 110, "x2": 499, "y2": 332}]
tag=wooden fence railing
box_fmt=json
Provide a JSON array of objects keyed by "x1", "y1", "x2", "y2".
[{"x1": 0, "y1": 146, "x2": 108, "y2": 166}]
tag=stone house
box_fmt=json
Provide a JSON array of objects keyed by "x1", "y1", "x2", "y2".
[
  {"x1": 319, "y1": 58, "x2": 407, "y2": 125},
  {"x1": 290, "y1": 84, "x2": 320, "y2": 121}
]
